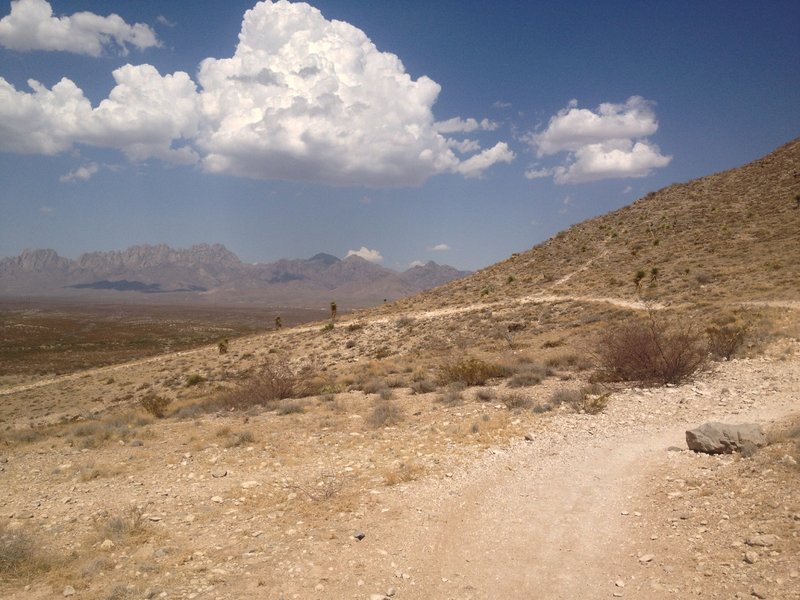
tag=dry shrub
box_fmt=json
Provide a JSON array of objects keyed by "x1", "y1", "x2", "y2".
[
  {"x1": 366, "y1": 401, "x2": 404, "y2": 428},
  {"x1": 94, "y1": 507, "x2": 147, "y2": 542},
  {"x1": 507, "y1": 364, "x2": 548, "y2": 387},
  {"x1": 213, "y1": 357, "x2": 318, "y2": 411},
  {"x1": 410, "y1": 379, "x2": 437, "y2": 395},
  {"x1": 438, "y1": 357, "x2": 510, "y2": 387},
  {"x1": 384, "y1": 461, "x2": 424, "y2": 485},
  {"x1": 139, "y1": 394, "x2": 172, "y2": 418},
  {"x1": 594, "y1": 312, "x2": 707, "y2": 385},
  {"x1": 276, "y1": 400, "x2": 305, "y2": 415},
  {"x1": 0, "y1": 525, "x2": 53, "y2": 579},
  {"x1": 545, "y1": 353, "x2": 592, "y2": 371},
  {"x1": 502, "y1": 392, "x2": 532, "y2": 410},
  {"x1": 437, "y1": 384, "x2": 464, "y2": 406},
  {"x1": 706, "y1": 322, "x2": 749, "y2": 359},
  {"x1": 551, "y1": 385, "x2": 609, "y2": 414}
]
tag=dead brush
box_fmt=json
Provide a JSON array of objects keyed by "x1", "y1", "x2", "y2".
[
  {"x1": 593, "y1": 309, "x2": 708, "y2": 385},
  {"x1": 551, "y1": 385, "x2": 609, "y2": 414},
  {"x1": 93, "y1": 506, "x2": 148, "y2": 543},
  {"x1": 366, "y1": 400, "x2": 404, "y2": 428},
  {"x1": 0, "y1": 524, "x2": 54, "y2": 579},
  {"x1": 438, "y1": 357, "x2": 510, "y2": 387}
]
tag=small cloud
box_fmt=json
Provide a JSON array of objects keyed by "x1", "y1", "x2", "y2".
[
  {"x1": 524, "y1": 167, "x2": 551, "y2": 180},
  {"x1": 456, "y1": 142, "x2": 515, "y2": 178},
  {"x1": 38, "y1": 205, "x2": 54, "y2": 215},
  {"x1": 492, "y1": 100, "x2": 512, "y2": 109},
  {"x1": 622, "y1": 185, "x2": 633, "y2": 194},
  {"x1": 446, "y1": 138, "x2": 481, "y2": 154},
  {"x1": 59, "y1": 162, "x2": 99, "y2": 183},
  {"x1": 0, "y1": 0, "x2": 161, "y2": 56},
  {"x1": 156, "y1": 15, "x2": 175, "y2": 27},
  {"x1": 435, "y1": 117, "x2": 498, "y2": 134},
  {"x1": 346, "y1": 246, "x2": 383, "y2": 263},
  {"x1": 359, "y1": 195, "x2": 372, "y2": 205},
  {"x1": 430, "y1": 243, "x2": 451, "y2": 252},
  {"x1": 526, "y1": 96, "x2": 671, "y2": 184},
  {"x1": 409, "y1": 260, "x2": 425, "y2": 268}
]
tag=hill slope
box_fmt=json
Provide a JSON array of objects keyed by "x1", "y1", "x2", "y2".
[{"x1": 388, "y1": 137, "x2": 800, "y2": 314}]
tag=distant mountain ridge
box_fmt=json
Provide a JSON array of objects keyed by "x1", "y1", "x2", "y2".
[{"x1": 0, "y1": 244, "x2": 470, "y2": 308}]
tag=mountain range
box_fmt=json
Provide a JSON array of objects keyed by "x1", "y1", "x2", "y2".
[{"x1": 0, "y1": 245, "x2": 470, "y2": 308}]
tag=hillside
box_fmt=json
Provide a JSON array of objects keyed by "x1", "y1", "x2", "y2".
[{"x1": 387, "y1": 137, "x2": 800, "y2": 314}]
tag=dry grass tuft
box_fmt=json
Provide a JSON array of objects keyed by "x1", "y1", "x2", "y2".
[
  {"x1": 438, "y1": 357, "x2": 510, "y2": 387},
  {"x1": 366, "y1": 400, "x2": 404, "y2": 428},
  {"x1": 0, "y1": 525, "x2": 54, "y2": 579}
]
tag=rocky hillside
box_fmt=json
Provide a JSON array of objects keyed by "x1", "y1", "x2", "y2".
[
  {"x1": 387, "y1": 137, "x2": 800, "y2": 314},
  {"x1": 0, "y1": 245, "x2": 470, "y2": 308}
]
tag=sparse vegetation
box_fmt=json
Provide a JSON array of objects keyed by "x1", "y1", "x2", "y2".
[
  {"x1": 501, "y1": 392, "x2": 532, "y2": 410},
  {"x1": 594, "y1": 312, "x2": 708, "y2": 385},
  {"x1": 0, "y1": 525, "x2": 53, "y2": 579},
  {"x1": 366, "y1": 400, "x2": 404, "y2": 428},
  {"x1": 551, "y1": 385, "x2": 609, "y2": 414},
  {"x1": 438, "y1": 357, "x2": 510, "y2": 387},
  {"x1": 139, "y1": 393, "x2": 172, "y2": 418}
]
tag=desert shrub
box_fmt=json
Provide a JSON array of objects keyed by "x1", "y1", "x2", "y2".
[
  {"x1": 0, "y1": 525, "x2": 53, "y2": 579},
  {"x1": 474, "y1": 387, "x2": 496, "y2": 402},
  {"x1": 545, "y1": 353, "x2": 591, "y2": 371},
  {"x1": 438, "y1": 357, "x2": 510, "y2": 387},
  {"x1": 410, "y1": 379, "x2": 437, "y2": 394},
  {"x1": 502, "y1": 392, "x2": 532, "y2": 410},
  {"x1": 437, "y1": 385, "x2": 464, "y2": 406},
  {"x1": 185, "y1": 374, "x2": 205, "y2": 387},
  {"x1": 94, "y1": 507, "x2": 147, "y2": 542},
  {"x1": 507, "y1": 364, "x2": 548, "y2": 387},
  {"x1": 706, "y1": 323, "x2": 749, "y2": 359},
  {"x1": 218, "y1": 339, "x2": 229, "y2": 355},
  {"x1": 276, "y1": 401, "x2": 304, "y2": 415},
  {"x1": 224, "y1": 430, "x2": 255, "y2": 447},
  {"x1": 377, "y1": 388, "x2": 394, "y2": 401},
  {"x1": 594, "y1": 313, "x2": 708, "y2": 385},
  {"x1": 551, "y1": 385, "x2": 609, "y2": 414},
  {"x1": 367, "y1": 401, "x2": 404, "y2": 428},
  {"x1": 395, "y1": 316, "x2": 415, "y2": 328},
  {"x1": 139, "y1": 394, "x2": 172, "y2": 418},
  {"x1": 321, "y1": 322, "x2": 334, "y2": 332}
]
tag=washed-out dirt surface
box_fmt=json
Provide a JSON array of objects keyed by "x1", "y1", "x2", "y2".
[{"x1": 1, "y1": 335, "x2": 798, "y2": 600}]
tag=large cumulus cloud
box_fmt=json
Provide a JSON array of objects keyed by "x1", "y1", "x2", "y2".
[{"x1": 0, "y1": 0, "x2": 513, "y2": 186}]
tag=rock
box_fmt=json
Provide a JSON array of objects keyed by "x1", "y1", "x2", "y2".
[
  {"x1": 638, "y1": 554, "x2": 655, "y2": 563},
  {"x1": 211, "y1": 468, "x2": 227, "y2": 478},
  {"x1": 746, "y1": 534, "x2": 778, "y2": 547},
  {"x1": 369, "y1": 595, "x2": 387, "y2": 600},
  {"x1": 751, "y1": 585, "x2": 768, "y2": 599},
  {"x1": 386, "y1": 587, "x2": 397, "y2": 597},
  {"x1": 615, "y1": 579, "x2": 626, "y2": 587},
  {"x1": 100, "y1": 539, "x2": 115, "y2": 550},
  {"x1": 129, "y1": 439, "x2": 144, "y2": 447},
  {"x1": 524, "y1": 432, "x2": 535, "y2": 442},
  {"x1": 241, "y1": 480, "x2": 259, "y2": 489},
  {"x1": 63, "y1": 586, "x2": 76, "y2": 597},
  {"x1": 685, "y1": 422, "x2": 766, "y2": 454},
  {"x1": 211, "y1": 496, "x2": 224, "y2": 503},
  {"x1": 744, "y1": 551, "x2": 759, "y2": 564},
  {"x1": 354, "y1": 530, "x2": 366, "y2": 541}
]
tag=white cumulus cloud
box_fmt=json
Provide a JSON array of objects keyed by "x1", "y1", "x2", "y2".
[
  {"x1": 60, "y1": 161, "x2": 98, "y2": 183},
  {"x1": 0, "y1": 0, "x2": 514, "y2": 185},
  {"x1": 0, "y1": 65, "x2": 199, "y2": 164},
  {"x1": 456, "y1": 142, "x2": 515, "y2": 178},
  {"x1": 527, "y1": 96, "x2": 671, "y2": 184},
  {"x1": 0, "y1": 0, "x2": 160, "y2": 56},
  {"x1": 346, "y1": 246, "x2": 383, "y2": 263},
  {"x1": 430, "y1": 243, "x2": 450, "y2": 251},
  {"x1": 408, "y1": 260, "x2": 425, "y2": 268}
]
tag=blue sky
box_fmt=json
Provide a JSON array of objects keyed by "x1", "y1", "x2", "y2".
[{"x1": 1, "y1": 0, "x2": 798, "y2": 271}]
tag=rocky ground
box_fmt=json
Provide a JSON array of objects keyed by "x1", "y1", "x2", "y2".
[{"x1": 1, "y1": 323, "x2": 797, "y2": 599}]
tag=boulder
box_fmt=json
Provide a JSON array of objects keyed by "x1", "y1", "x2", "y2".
[{"x1": 685, "y1": 422, "x2": 766, "y2": 454}]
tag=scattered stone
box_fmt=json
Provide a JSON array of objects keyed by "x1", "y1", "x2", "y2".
[
  {"x1": 744, "y1": 551, "x2": 759, "y2": 564},
  {"x1": 638, "y1": 554, "x2": 655, "y2": 563},
  {"x1": 685, "y1": 422, "x2": 766, "y2": 454},
  {"x1": 746, "y1": 534, "x2": 778, "y2": 547},
  {"x1": 100, "y1": 539, "x2": 115, "y2": 550},
  {"x1": 63, "y1": 586, "x2": 76, "y2": 597},
  {"x1": 524, "y1": 432, "x2": 535, "y2": 442},
  {"x1": 386, "y1": 587, "x2": 397, "y2": 597},
  {"x1": 751, "y1": 585, "x2": 768, "y2": 599},
  {"x1": 354, "y1": 530, "x2": 366, "y2": 541},
  {"x1": 211, "y1": 468, "x2": 227, "y2": 478},
  {"x1": 615, "y1": 579, "x2": 625, "y2": 587},
  {"x1": 129, "y1": 439, "x2": 144, "y2": 447},
  {"x1": 211, "y1": 496, "x2": 224, "y2": 503},
  {"x1": 241, "y1": 480, "x2": 259, "y2": 489}
]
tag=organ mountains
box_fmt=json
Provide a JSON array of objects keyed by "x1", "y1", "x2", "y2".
[{"x1": 0, "y1": 245, "x2": 470, "y2": 308}]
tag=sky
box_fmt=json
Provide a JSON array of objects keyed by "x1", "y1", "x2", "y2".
[{"x1": 1, "y1": 0, "x2": 798, "y2": 272}]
